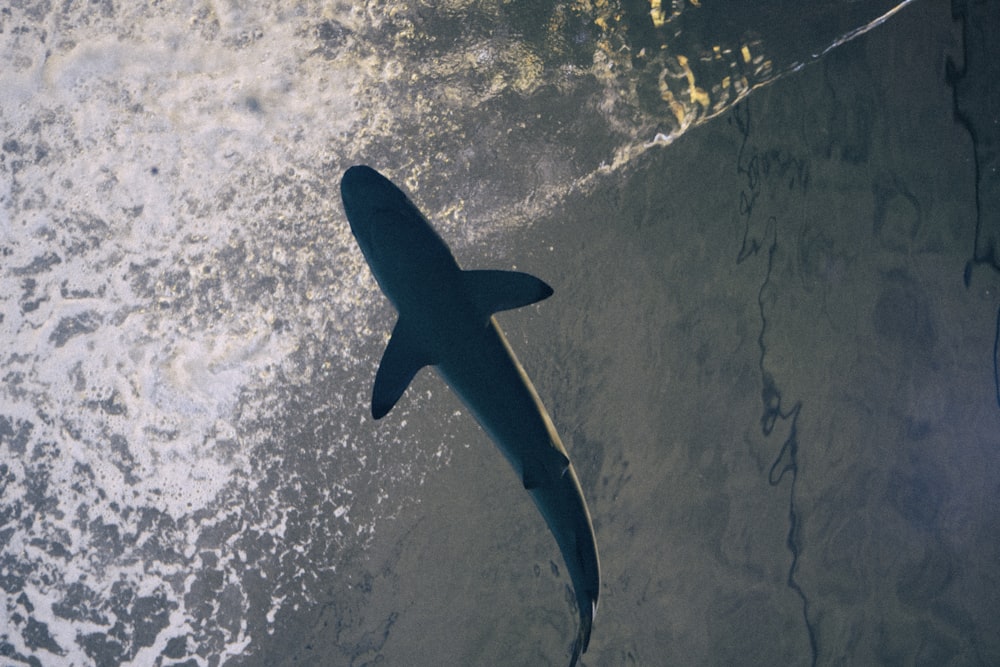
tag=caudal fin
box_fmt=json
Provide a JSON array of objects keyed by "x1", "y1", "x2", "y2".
[{"x1": 567, "y1": 605, "x2": 593, "y2": 667}]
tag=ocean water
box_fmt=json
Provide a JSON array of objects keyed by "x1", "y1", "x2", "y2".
[{"x1": 2, "y1": 0, "x2": 997, "y2": 665}]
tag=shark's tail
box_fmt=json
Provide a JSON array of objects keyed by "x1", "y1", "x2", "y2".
[{"x1": 568, "y1": 603, "x2": 593, "y2": 667}]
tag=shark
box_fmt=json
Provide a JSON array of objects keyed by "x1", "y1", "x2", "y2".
[{"x1": 340, "y1": 165, "x2": 600, "y2": 666}]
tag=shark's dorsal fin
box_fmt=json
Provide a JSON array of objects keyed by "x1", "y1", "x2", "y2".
[
  {"x1": 462, "y1": 270, "x2": 553, "y2": 319},
  {"x1": 372, "y1": 318, "x2": 431, "y2": 419}
]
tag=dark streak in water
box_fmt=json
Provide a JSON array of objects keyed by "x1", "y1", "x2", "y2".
[
  {"x1": 732, "y1": 101, "x2": 819, "y2": 667},
  {"x1": 950, "y1": 0, "x2": 1000, "y2": 409},
  {"x1": 950, "y1": 0, "x2": 999, "y2": 277},
  {"x1": 995, "y1": 305, "x2": 1000, "y2": 409}
]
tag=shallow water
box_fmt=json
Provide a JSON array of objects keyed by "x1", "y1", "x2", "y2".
[{"x1": 2, "y1": 1, "x2": 998, "y2": 665}]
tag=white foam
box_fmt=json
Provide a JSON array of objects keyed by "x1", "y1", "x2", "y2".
[
  {"x1": 0, "y1": 7, "x2": 370, "y2": 662},
  {"x1": 0, "y1": 6, "x2": 366, "y2": 520}
]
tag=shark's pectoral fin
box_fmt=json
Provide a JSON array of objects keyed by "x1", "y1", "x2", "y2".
[
  {"x1": 462, "y1": 270, "x2": 553, "y2": 318},
  {"x1": 372, "y1": 318, "x2": 431, "y2": 419}
]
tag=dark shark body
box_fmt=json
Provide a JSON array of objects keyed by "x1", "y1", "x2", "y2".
[{"x1": 340, "y1": 165, "x2": 599, "y2": 665}]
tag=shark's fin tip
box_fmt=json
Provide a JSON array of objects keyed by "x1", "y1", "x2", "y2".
[
  {"x1": 371, "y1": 317, "x2": 429, "y2": 419},
  {"x1": 462, "y1": 269, "x2": 553, "y2": 317}
]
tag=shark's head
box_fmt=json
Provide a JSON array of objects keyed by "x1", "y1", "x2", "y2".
[
  {"x1": 340, "y1": 165, "x2": 399, "y2": 258},
  {"x1": 341, "y1": 165, "x2": 459, "y2": 294}
]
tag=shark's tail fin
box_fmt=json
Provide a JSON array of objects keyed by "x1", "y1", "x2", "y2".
[
  {"x1": 568, "y1": 633, "x2": 584, "y2": 667},
  {"x1": 568, "y1": 604, "x2": 593, "y2": 667}
]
